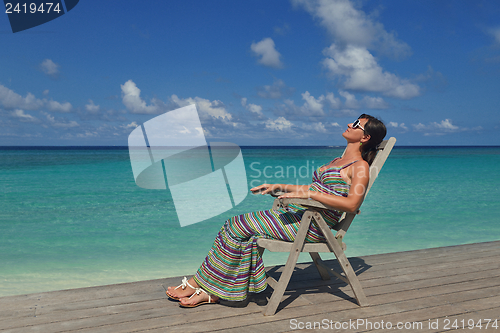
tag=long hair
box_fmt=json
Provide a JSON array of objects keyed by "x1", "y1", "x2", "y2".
[{"x1": 358, "y1": 114, "x2": 387, "y2": 165}]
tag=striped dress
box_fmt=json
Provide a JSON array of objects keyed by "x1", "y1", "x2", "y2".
[{"x1": 193, "y1": 158, "x2": 357, "y2": 301}]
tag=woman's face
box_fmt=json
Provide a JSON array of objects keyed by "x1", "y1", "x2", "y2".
[{"x1": 342, "y1": 118, "x2": 369, "y2": 143}]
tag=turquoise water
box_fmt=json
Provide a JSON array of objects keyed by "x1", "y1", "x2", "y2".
[{"x1": 1, "y1": 146, "x2": 499, "y2": 297}]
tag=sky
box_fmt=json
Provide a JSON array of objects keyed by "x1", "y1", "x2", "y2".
[{"x1": 1, "y1": 0, "x2": 500, "y2": 146}]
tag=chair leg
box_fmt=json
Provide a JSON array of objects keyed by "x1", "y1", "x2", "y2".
[
  {"x1": 263, "y1": 211, "x2": 313, "y2": 316},
  {"x1": 309, "y1": 252, "x2": 331, "y2": 281},
  {"x1": 313, "y1": 212, "x2": 369, "y2": 306}
]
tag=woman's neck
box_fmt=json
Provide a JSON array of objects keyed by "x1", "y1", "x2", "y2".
[{"x1": 342, "y1": 142, "x2": 363, "y2": 160}]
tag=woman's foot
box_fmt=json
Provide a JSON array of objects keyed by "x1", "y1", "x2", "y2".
[
  {"x1": 179, "y1": 288, "x2": 219, "y2": 307},
  {"x1": 166, "y1": 277, "x2": 198, "y2": 300}
]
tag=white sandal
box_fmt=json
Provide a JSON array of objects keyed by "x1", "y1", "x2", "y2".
[
  {"x1": 166, "y1": 277, "x2": 197, "y2": 301},
  {"x1": 179, "y1": 287, "x2": 218, "y2": 308}
]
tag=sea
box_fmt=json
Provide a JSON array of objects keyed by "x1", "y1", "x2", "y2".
[{"x1": 1, "y1": 146, "x2": 499, "y2": 297}]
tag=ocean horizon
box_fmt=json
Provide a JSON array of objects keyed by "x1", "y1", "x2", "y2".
[{"x1": 1, "y1": 145, "x2": 499, "y2": 297}]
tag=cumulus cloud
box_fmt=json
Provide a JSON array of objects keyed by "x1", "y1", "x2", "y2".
[
  {"x1": 251, "y1": 38, "x2": 283, "y2": 68},
  {"x1": 279, "y1": 91, "x2": 347, "y2": 116},
  {"x1": 323, "y1": 45, "x2": 420, "y2": 99},
  {"x1": 333, "y1": 109, "x2": 358, "y2": 118},
  {"x1": 293, "y1": 0, "x2": 420, "y2": 100},
  {"x1": 170, "y1": 94, "x2": 232, "y2": 120},
  {"x1": 42, "y1": 111, "x2": 79, "y2": 128},
  {"x1": 265, "y1": 117, "x2": 293, "y2": 131},
  {"x1": 410, "y1": 119, "x2": 483, "y2": 136},
  {"x1": 388, "y1": 122, "x2": 408, "y2": 131},
  {"x1": 292, "y1": 0, "x2": 411, "y2": 58},
  {"x1": 279, "y1": 95, "x2": 326, "y2": 117},
  {"x1": 0, "y1": 84, "x2": 43, "y2": 110},
  {"x1": 257, "y1": 78, "x2": 294, "y2": 99},
  {"x1": 241, "y1": 98, "x2": 263, "y2": 116},
  {"x1": 85, "y1": 100, "x2": 100, "y2": 114},
  {"x1": 301, "y1": 121, "x2": 327, "y2": 133},
  {"x1": 121, "y1": 79, "x2": 165, "y2": 114},
  {"x1": 487, "y1": 27, "x2": 500, "y2": 45},
  {"x1": 361, "y1": 96, "x2": 389, "y2": 109},
  {"x1": 324, "y1": 92, "x2": 342, "y2": 109},
  {"x1": 46, "y1": 100, "x2": 72, "y2": 112},
  {"x1": 123, "y1": 121, "x2": 139, "y2": 129},
  {"x1": 10, "y1": 109, "x2": 39, "y2": 123},
  {"x1": 338, "y1": 90, "x2": 359, "y2": 109},
  {"x1": 40, "y1": 59, "x2": 60, "y2": 78}
]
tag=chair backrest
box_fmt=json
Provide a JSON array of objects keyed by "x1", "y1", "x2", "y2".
[{"x1": 333, "y1": 137, "x2": 396, "y2": 232}]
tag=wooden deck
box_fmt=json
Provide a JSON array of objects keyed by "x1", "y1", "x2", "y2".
[{"x1": 1, "y1": 241, "x2": 499, "y2": 332}]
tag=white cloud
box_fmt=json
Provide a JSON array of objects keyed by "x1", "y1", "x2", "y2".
[
  {"x1": 362, "y1": 96, "x2": 389, "y2": 109},
  {"x1": 265, "y1": 117, "x2": 293, "y2": 131},
  {"x1": 0, "y1": 84, "x2": 77, "y2": 115},
  {"x1": 42, "y1": 111, "x2": 79, "y2": 128},
  {"x1": 339, "y1": 90, "x2": 359, "y2": 108},
  {"x1": 301, "y1": 121, "x2": 327, "y2": 133},
  {"x1": 488, "y1": 27, "x2": 500, "y2": 45},
  {"x1": 85, "y1": 100, "x2": 100, "y2": 114},
  {"x1": 251, "y1": 38, "x2": 283, "y2": 68},
  {"x1": 241, "y1": 98, "x2": 263, "y2": 116},
  {"x1": 123, "y1": 121, "x2": 139, "y2": 129},
  {"x1": 334, "y1": 109, "x2": 358, "y2": 118},
  {"x1": 433, "y1": 119, "x2": 459, "y2": 130},
  {"x1": 257, "y1": 78, "x2": 294, "y2": 99},
  {"x1": 388, "y1": 122, "x2": 408, "y2": 131},
  {"x1": 324, "y1": 92, "x2": 342, "y2": 109},
  {"x1": 10, "y1": 109, "x2": 39, "y2": 122},
  {"x1": 301, "y1": 91, "x2": 325, "y2": 116},
  {"x1": 412, "y1": 119, "x2": 470, "y2": 136},
  {"x1": 40, "y1": 59, "x2": 60, "y2": 78},
  {"x1": 76, "y1": 131, "x2": 99, "y2": 138},
  {"x1": 46, "y1": 100, "x2": 72, "y2": 112},
  {"x1": 0, "y1": 84, "x2": 43, "y2": 110},
  {"x1": 292, "y1": 0, "x2": 411, "y2": 58},
  {"x1": 323, "y1": 44, "x2": 420, "y2": 99},
  {"x1": 280, "y1": 91, "x2": 341, "y2": 116},
  {"x1": 293, "y1": 0, "x2": 420, "y2": 100},
  {"x1": 121, "y1": 80, "x2": 162, "y2": 114},
  {"x1": 170, "y1": 95, "x2": 232, "y2": 120}
]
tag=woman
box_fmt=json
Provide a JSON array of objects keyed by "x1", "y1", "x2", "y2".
[{"x1": 166, "y1": 114, "x2": 386, "y2": 307}]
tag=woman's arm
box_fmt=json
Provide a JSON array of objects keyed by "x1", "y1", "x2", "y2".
[
  {"x1": 251, "y1": 183, "x2": 310, "y2": 195},
  {"x1": 277, "y1": 161, "x2": 370, "y2": 213}
]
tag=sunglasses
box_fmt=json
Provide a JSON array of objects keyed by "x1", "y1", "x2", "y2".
[{"x1": 352, "y1": 119, "x2": 365, "y2": 131}]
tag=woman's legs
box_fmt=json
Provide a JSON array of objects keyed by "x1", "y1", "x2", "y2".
[{"x1": 167, "y1": 207, "x2": 312, "y2": 305}]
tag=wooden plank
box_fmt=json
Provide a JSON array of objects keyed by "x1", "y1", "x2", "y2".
[
  {"x1": 159, "y1": 286, "x2": 500, "y2": 332},
  {"x1": 0, "y1": 241, "x2": 498, "y2": 333},
  {"x1": 73, "y1": 272, "x2": 496, "y2": 331},
  {"x1": 0, "y1": 278, "x2": 175, "y2": 308}
]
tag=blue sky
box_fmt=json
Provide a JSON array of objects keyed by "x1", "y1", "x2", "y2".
[{"x1": 1, "y1": 0, "x2": 499, "y2": 146}]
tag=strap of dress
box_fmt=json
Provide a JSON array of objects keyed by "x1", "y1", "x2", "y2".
[{"x1": 339, "y1": 160, "x2": 359, "y2": 169}]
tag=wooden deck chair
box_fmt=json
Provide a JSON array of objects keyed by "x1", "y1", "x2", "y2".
[{"x1": 256, "y1": 137, "x2": 396, "y2": 316}]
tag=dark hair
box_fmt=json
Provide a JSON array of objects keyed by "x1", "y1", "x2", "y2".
[{"x1": 358, "y1": 114, "x2": 387, "y2": 165}]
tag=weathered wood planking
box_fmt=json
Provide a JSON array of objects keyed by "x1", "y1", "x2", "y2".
[{"x1": 0, "y1": 241, "x2": 498, "y2": 333}]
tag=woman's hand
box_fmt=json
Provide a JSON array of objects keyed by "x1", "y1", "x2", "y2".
[{"x1": 250, "y1": 184, "x2": 282, "y2": 195}]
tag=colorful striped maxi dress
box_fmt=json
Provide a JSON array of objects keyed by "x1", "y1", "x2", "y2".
[{"x1": 193, "y1": 158, "x2": 357, "y2": 301}]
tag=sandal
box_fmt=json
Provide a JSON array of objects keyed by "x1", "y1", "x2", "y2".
[
  {"x1": 166, "y1": 277, "x2": 197, "y2": 301},
  {"x1": 179, "y1": 288, "x2": 219, "y2": 308}
]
